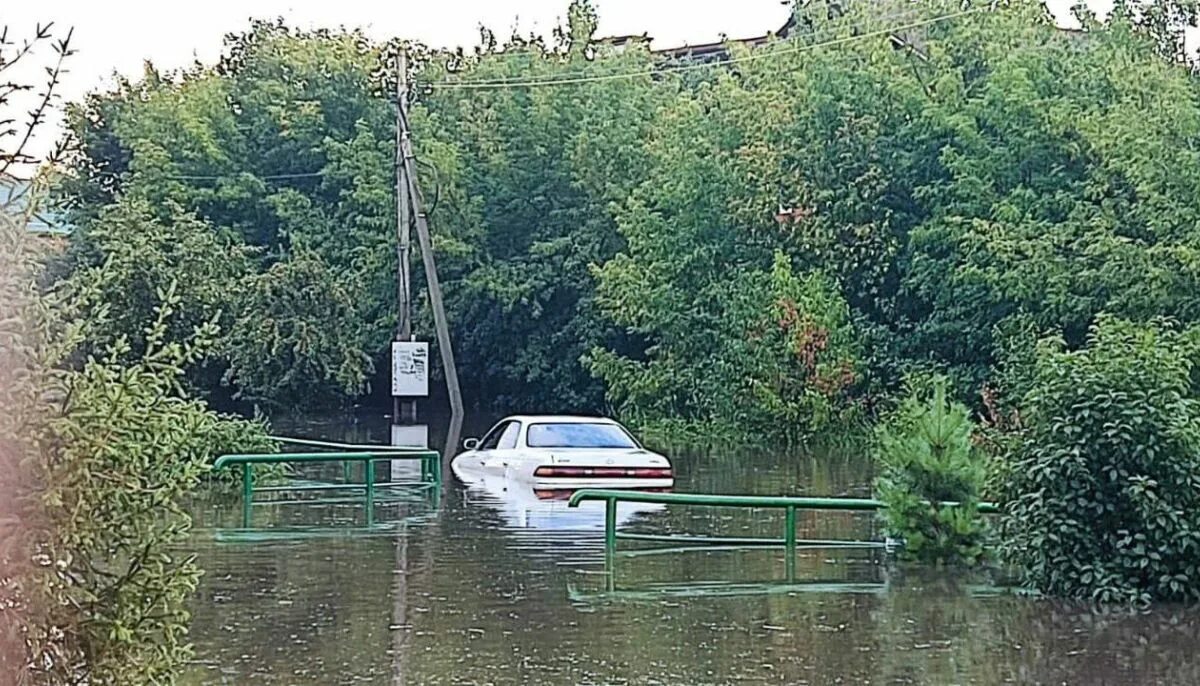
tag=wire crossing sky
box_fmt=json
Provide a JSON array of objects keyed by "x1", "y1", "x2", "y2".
[{"x1": 1, "y1": 0, "x2": 1104, "y2": 165}]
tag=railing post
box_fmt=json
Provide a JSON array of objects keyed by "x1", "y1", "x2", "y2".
[
  {"x1": 241, "y1": 463, "x2": 254, "y2": 528},
  {"x1": 784, "y1": 505, "x2": 796, "y2": 583},
  {"x1": 342, "y1": 460, "x2": 352, "y2": 483},
  {"x1": 605, "y1": 497, "x2": 617, "y2": 592},
  {"x1": 365, "y1": 459, "x2": 376, "y2": 526}
]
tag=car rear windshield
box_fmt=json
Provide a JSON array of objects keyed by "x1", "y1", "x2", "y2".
[{"x1": 526, "y1": 423, "x2": 638, "y2": 449}]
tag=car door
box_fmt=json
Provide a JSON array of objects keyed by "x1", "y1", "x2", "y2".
[
  {"x1": 473, "y1": 421, "x2": 514, "y2": 476},
  {"x1": 486, "y1": 421, "x2": 523, "y2": 476}
]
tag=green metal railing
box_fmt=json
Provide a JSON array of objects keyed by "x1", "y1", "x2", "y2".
[
  {"x1": 568, "y1": 489, "x2": 999, "y2": 589},
  {"x1": 214, "y1": 449, "x2": 441, "y2": 527},
  {"x1": 267, "y1": 435, "x2": 427, "y2": 452},
  {"x1": 267, "y1": 436, "x2": 432, "y2": 482}
]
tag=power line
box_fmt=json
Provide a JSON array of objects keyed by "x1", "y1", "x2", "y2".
[
  {"x1": 422, "y1": 6, "x2": 990, "y2": 91},
  {"x1": 93, "y1": 169, "x2": 326, "y2": 181},
  {"x1": 161, "y1": 171, "x2": 326, "y2": 181}
]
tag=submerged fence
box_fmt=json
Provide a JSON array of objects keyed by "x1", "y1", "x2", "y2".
[
  {"x1": 214, "y1": 438, "x2": 441, "y2": 528},
  {"x1": 568, "y1": 489, "x2": 999, "y2": 589}
]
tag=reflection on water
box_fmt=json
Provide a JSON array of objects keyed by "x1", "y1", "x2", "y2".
[
  {"x1": 183, "y1": 415, "x2": 1200, "y2": 685},
  {"x1": 456, "y1": 458, "x2": 666, "y2": 531}
]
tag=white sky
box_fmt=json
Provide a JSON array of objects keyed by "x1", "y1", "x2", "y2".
[{"x1": 2, "y1": 0, "x2": 1100, "y2": 165}]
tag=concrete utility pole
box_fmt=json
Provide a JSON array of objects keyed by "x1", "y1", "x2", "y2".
[
  {"x1": 395, "y1": 49, "x2": 465, "y2": 463},
  {"x1": 394, "y1": 52, "x2": 414, "y2": 423}
]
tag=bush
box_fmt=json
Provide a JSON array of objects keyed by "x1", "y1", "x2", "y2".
[
  {"x1": 4, "y1": 210, "x2": 275, "y2": 683},
  {"x1": 590, "y1": 251, "x2": 861, "y2": 442},
  {"x1": 874, "y1": 377, "x2": 988, "y2": 565},
  {"x1": 998, "y1": 317, "x2": 1200, "y2": 603},
  {"x1": 28, "y1": 296, "x2": 276, "y2": 684}
]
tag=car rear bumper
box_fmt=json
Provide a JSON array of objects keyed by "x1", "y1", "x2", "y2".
[{"x1": 530, "y1": 477, "x2": 674, "y2": 490}]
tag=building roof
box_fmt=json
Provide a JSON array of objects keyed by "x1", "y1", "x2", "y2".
[
  {"x1": 0, "y1": 173, "x2": 71, "y2": 234},
  {"x1": 650, "y1": 13, "x2": 797, "y2": 61}
]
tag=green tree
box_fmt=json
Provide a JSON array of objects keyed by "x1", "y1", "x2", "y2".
[
  {"x1": 61, "y1": 198, "x2": 251, "y2": 373},
  {"x1": 874, "y1": 377, "x2": 988, "y2": 565},
  {"x1": 223, "y1": 250, "x2": 374, "y2": 406},
  {"x1": 59, "y1": 21, "x2": 396, "y2": 409},
  {"x1": 412, "y1": 0, "x2": 663, "y2": 411}
]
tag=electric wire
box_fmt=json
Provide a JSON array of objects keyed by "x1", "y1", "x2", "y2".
[{"x1": 84, "y1": 6, "x2": 991, "y2": 183}]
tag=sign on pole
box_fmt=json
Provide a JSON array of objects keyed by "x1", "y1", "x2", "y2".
[{"x1": 391, "y1": 341, "x2": 429, "y2": 397}]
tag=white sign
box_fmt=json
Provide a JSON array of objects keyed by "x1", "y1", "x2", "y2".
[{"x1": 391, "y1": 341, "x2": 429, "y2": 397}]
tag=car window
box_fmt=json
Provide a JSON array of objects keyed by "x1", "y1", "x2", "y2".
[
  {"x1": 497, "y1": 422, "x2": 521, "y2": 450},
  {"x1": 479, "y1": 421, "x2": 510, "y2": 451},
  {"x1": 526, "y1": 423, "x2": 638, "y2": 449}
]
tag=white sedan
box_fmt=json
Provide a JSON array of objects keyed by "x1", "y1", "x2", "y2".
[{"x1": 451, "y1": 415, "x2": 673, "y2": 491}]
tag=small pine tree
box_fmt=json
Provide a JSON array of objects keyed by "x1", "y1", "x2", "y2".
[{"x1": 874, "y1": 377, "x2": 988, "y2": 565}]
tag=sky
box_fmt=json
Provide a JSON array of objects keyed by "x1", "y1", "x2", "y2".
[{"x1": 2, "y1": 0, "x2": 1103, "y2": 166}]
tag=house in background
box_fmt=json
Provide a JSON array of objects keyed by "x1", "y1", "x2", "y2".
[{"x1": 596, "y1": 14, "x2": 799, "y2": 61}]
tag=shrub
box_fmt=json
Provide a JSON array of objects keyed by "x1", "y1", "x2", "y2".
[
  {"x1": 998, "y1": 317, "x2": 1200, "y2": 603},
  {"x1": 29, "y1": 295, "x2": 276, "y2": 683},
  {"x1": 874, "y1": 377, "x2": 988, "y2": 565},
  {"x1": 4, "y1": 213, "x2": 275, "y2": 683}
]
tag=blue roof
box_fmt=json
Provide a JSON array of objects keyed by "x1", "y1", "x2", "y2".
[{"x1": 0, "y1": 174, "x2": 71, "y2": 234}]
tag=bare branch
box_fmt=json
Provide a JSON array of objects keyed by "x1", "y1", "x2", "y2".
[
  {"x1": 0, "y1": 22, "x2": 54, "y2": 75},
  {"x1": 0, "y1": 25, "x2": 73, "y2": 175}
]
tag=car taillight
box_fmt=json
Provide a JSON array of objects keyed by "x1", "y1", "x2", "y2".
[
  {"x1": 533, "y1": 466, "x2": 673, "y2": 478},
  {"x1": 630, "y1": 468, "x2": 673, "y2": 478}
]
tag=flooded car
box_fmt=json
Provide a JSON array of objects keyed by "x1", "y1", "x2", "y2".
[
  {"x1": 451, "y1": 415, "x2": 674, "y2": 490},
  {"x1": 456, "y1": 465, "x2": 666, "y2": 530}
]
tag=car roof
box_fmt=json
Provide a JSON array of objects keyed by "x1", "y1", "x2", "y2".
[{"x1": 499, "y1": 415, "x2": 620, "y2": 425}]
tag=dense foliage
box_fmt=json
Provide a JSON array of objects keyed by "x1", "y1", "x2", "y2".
[
  {"x1": 591, "y1": 249, "x2": 861, "y2": 440},
  {"x1": 414, "y1": 2, "x2": 665, "y2": 411},
  {"x1": 997, "y1": 318, "x2": 1200, "y2": 603},
  {"x1": 58, "y1": 6, "x2": 661, "y2": 413},
  {"x1": 56, "y1": 1, "x2": 1200, "y2": 436},
  {"x1": 875, "y1": 378, "x2": 987, "y2": 564},
  {"x1": 59, "y1": 22, "x2": 394, "y2": 410}
]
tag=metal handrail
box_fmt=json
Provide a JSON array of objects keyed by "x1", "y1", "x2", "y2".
[
  {"x1": 214, "y1": 451, "x2": 437, "y2": 469},
  {"x1": 568, "y1": 489, "x2": 999, "y2": 512},
  {"x1": 568, "y1": 489, "x2": 999, "y2": 589},
  {"x1": 214, "y1": 450, "x2": 441, "y2": 528},
  {"x1": 267, "y1": 435, "x2": 429, "y2": 452}
]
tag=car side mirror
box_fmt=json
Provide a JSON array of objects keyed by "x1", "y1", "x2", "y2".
[{"x1": 463, "y1": 438, "x2": 480, "y2": 450}]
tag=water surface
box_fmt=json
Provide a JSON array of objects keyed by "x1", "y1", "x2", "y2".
[{"x1": 183, "y1": 416, "x2": 1200, "y2": 685}]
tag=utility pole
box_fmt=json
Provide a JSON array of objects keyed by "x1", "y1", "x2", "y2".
[
  {"x1": 395, "y1": 49, "x2": 465, "y2": 463},
  {"x1": 394, "y1": 51, "x2": 414, "y2": 423}
]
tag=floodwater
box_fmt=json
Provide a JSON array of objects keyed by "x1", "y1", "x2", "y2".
[{"x1": 183, "y1": 415, "x2": 1200, "y2": 685}]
